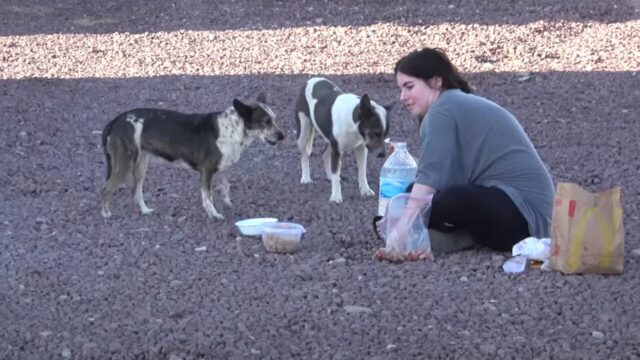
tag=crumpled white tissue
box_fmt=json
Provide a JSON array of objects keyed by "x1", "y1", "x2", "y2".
[{"x1": 503, "y1": 237, "x2": 552, "y2": 273}]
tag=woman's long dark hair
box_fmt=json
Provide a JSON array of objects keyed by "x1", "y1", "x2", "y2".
[{"x1": 394, "y1": 48, "x2": 473, "y2": 94}]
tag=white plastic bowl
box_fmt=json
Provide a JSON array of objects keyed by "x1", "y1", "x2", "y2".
[
  {"x1": 261, "y1": 222, "x2": 306, "y2": 253},
  {"x1": 235, "y1": 217, "x2": 278, "y2": 236}
]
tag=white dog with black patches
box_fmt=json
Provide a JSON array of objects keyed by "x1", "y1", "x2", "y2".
[
  {"x1": 100, "y1": 93, "x2": 285, "y2": 219},
  {"x1": 295, "y1": 77, "x2": 391, "y2": 203}
]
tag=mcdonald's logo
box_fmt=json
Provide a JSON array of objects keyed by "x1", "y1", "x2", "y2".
[
  {"x1": 567, "y1": 205, "x2": 623, "y2": 272},
  {"x1": 568, "y1": 200, "x2": 576, "y2": 217}
]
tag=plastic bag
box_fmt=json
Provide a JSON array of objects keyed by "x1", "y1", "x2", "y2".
[
  {"x1": 383, "y1": 193, "x2": 432, "y2": 253},
  {"x1": 512, "y1": 237, "x2": 551, "y2": 261},
  {"x1": 502, "y1": 237, "x2": 552, "y2": 273}
]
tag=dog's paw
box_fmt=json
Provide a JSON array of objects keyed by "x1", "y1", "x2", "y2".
[
  {"x1": 300, "y1": 176, "x2": 313, "y2": 184},
  {"x1": 223, "y1": 198, "x2": 233, "y2": 207},
  {"x1": 329, "y1": 194, "x2": 343, "y2": 203},
  {"x1": 360, "y1": 187, "x2": 375, "y2": 197},
  {"x1": 206, "y1": 210, "x2": 225, "y2": 220},
  {"x1": 101, "y1": 208, "x2": 112, "y2": 219},
  {"x1": 141, "y1": 207, "x2": 155, "y2": 215}
]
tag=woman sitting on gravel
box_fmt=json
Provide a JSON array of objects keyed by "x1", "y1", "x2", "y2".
[{"x1": 374, "y1": 47, "x2": 554, "y2": 262}]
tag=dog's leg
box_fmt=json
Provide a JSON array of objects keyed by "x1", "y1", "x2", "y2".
[
  {"x1": 101, "y1": 181, "x2": 119, "y2": 218},
  {"x1": 200, "y1": 168, "x2": 224, "y2": 219},
  {"x1": 132, "y1": 152, "x2": 154, "y2": 215},
  {"x1": 323, "y1": 145, "x2": 332, "y2": 181},
  {"x1": 328, "y1": 148, "x2": 343, "y2": 203},
  {"x1": 355, "y1": 144, "x2": 375, "y2": 197},
  {"x1": 216, "y1": 175, "x2": 232, "y2": 206},
  {"x1": 297, "y1": 112, "x2": 314, "y2": 184},
  {"x1": 101, "y1": 136, "x2": 135, "y2": 218}
]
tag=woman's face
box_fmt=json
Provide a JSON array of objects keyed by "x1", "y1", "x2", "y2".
[{"x1": 396, "y1": 72, "x2": 441, "y2": 120}]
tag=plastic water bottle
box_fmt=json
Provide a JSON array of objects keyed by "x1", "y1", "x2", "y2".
[{"x1": 378, "y1": 142, "x2": 417, "y2": 216}]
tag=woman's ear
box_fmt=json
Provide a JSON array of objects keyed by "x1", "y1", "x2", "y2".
[{"x1": 427, "y1": 76, "x2": 443, "y2": 90}]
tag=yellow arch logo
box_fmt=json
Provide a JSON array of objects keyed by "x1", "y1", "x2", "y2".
[{"x1": 568, "y1": 206, "x2": 623, "y2": 272}]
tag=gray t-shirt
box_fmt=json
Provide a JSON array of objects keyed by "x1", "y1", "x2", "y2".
[{"x1": 416, "y1": 89, "x2": 554, "y2": 237}]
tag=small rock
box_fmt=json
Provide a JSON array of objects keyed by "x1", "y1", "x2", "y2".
[
  {"x1": 631, "y1": 248, "x2": 640, "y2": 257},
  {"x1": 61, "y1": 348, "x2": 72, "y2": 359},
  {"x1": 315, "y1": 18, "x2": 323, "y2": 24},
  {"x1": 344, "y1": 305, "x2": 373, "y2": 314},
  {"x1": 386, "y1": 344, "x2": 397, "y2": 351},
  {"x1": 250, "y1": 348, "x2": 261, "y2": 355},
  {"x1": 479, "y1": 343, "x2": 496, "y2": 355},
  {"x1": 171, "y1": 232, "x2": 185, "y2": 241},
  {"x1": 491, "y1": 254, "x2": 505, "y2": 262},
  {"x1": 592, "y1": 331, "x2": 605, "y2": 339},
  {"x1": 517, "y1": 73, "x2": 533, "y2": 82},
  {"x1": 330, "y1": 257, "x2": 346, "y2": 264},
  {"x1": 39, "y1": 331, "x2": 52, "y2": 338},
  {"x1": 194, "y1": 246, "x2": 207, "y2": 252},
  {"x1": 169, "y1": 280, "x2": 183, "y2": 288},
  {"x1": 459, "y1": 276, "x2": 469, "y2": 282}
]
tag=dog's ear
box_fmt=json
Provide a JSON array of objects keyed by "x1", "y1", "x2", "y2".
[
  {"x1": 256, "y1": 92, "x2": 268, "y2": 104},
  {"x1": 359, "y1": 93, "x2": 373, "y2": 115},
  {"x1": 233, "y1": 98, "x2": 253, "y2": 118}
]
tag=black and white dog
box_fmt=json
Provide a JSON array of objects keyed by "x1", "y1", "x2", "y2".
[
  {"x1": 100, "y1": 94, "x2": 285, "y2": 219},
  {"x1": 295, "y1": 77, "x2": 391, "y2": 203}
]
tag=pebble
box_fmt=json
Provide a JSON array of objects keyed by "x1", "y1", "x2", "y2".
[
  {"x1": 632, "y1": 248, "x2": 640, "y2": 257},
  {"x1": 480, "y1": 344, "x2": 497, "y2": 355},
  {"x1": 61, "y1": 348, "x2": 72, "y2": 359},
  {"x1": 343, "y1": 305, "x2": 373, "y2": 314},
  {"x1": 592, "y1": 331, "x2": 605, "y2": 339}
]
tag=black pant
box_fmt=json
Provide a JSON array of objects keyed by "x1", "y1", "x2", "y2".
[
  {"x1": 404, "y1": 183, "x2": 530, "y2": 251},
  {"x1": 428, "y1": 185, "x2": 530, "y2": 251}
]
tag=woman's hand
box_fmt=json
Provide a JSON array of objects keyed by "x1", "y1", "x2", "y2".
[
  {"x1": 373, "y1": 219, "x2": 433, "y2": 263},
  {"x1": 385, "y1": 221, "x2": 411, "y2": 253}
]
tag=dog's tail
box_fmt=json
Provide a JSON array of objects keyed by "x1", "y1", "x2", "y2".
[
  {"x1": 102, "y1": 117, "x2": 137, "y2": 183},
  {"x1": 102, "y1": 120, "x2": 116, "y2": 181}
]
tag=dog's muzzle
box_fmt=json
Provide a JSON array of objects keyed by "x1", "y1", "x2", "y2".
[
  {"x1": 266, "y1": 130, "x2": 286, "y2": 145},
  {"x1": 368, "y1": 144, "x2": 386, "y2": 158}
]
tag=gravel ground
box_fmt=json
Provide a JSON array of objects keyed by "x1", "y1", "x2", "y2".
[{"x1": 1, "y1": 1, "x2": 640, "y2": 359}]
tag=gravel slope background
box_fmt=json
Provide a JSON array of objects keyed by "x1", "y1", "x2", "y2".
[{"x1": 1, "y1": 1, "x2": 640, "y2": 359}]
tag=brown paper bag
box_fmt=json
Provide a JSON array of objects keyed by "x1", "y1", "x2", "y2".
[{"x1": 550, "y1": 182, "x2": 624, "y2": 274}]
